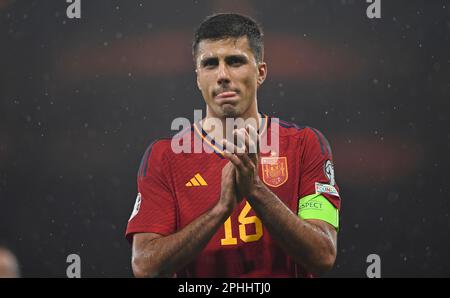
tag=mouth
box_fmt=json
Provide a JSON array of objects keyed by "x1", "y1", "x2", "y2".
[
  {"x1": 214, "y1": 91, "x2": 239, "y2": 103},
  {"x1": 215, "y1": 91, "x2": 237, "y2": 98}
]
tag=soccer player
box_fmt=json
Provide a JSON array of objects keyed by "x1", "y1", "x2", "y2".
[{"x1": 126, "y1": 13, "x2": 341, "y2": 277}]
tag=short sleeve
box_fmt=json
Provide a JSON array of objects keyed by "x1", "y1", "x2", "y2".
[
  {"x1": 299, "y1": 128, "x2": 341, "y2": 210},
  {"x1": 125, "y1": 140, "x2": 177, "y2": 243}
]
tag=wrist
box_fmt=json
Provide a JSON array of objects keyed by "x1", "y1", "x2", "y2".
[
  {"x1": 212, "y1": 200, "x2": 234, "y2": 218},
  {"x1": 248, "y1": 178, "x2": 266, "y2": 199}
]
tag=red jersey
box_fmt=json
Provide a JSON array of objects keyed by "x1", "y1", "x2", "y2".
[{"x1": 126, "y1": 114, "x2": 341, "y2": 277}]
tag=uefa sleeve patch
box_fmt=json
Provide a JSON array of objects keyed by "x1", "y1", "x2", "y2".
[
  {"x1": 128, "y1": 193, "x2": 142, "y2": 222},
  {"x1": 323, "y1": 159, "x2": 336, "y2": 186},
  {"x1": 315, "y1": 182, "x2": 340, "y2": 197}
]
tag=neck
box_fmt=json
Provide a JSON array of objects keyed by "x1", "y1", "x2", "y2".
[{"x1": 202, "y1": 101, "x2": 260, "y2": 142}]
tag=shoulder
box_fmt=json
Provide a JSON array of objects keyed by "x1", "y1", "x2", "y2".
[
  {"x1": 269, "y1": 116, "x2": 333, "y2": 156},
  {"x1": 270, "y1": 116, "x2": 324, "y2": 139},
  {"x1": 137, "y1": 126, "x2": 195, "y2": 177},
  {"x1": 137, "y1": 138, "x2": 172, "y2": 178},
  {"x1": 142, "y1": 125, "x2": 194, "y2": 157},
  {"x1": 142, "y1": 138, "x2": 173, "y2": 158}
]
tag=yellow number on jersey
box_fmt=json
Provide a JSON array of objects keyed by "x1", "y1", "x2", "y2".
[
  {"x1": 220, "y1": 201, "x2": 263, "y2": 246},
  {"x1": 220, "y1": 217, "x2": 238, "y2": 245}
]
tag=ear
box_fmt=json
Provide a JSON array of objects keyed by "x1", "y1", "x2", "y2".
[
  {"x1": 257, "y1": 62, "x2": 267, "y2": 87},
  {"x1": 195, "y1": 69, "x2": 202, "y2": 91}
]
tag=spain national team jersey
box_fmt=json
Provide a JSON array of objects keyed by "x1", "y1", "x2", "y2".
[{"x1": 126, "y1": 114, "x2": 341, "y2": 277}]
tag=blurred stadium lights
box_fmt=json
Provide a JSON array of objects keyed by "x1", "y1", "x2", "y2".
[
  {"x1": 57, "y1": 31, "x2": 367, "y2": 82},
  {"x1": 0, "y1": 0, "x2": 11, "y2": 11}
]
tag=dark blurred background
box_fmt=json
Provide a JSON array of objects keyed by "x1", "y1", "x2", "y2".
[{"x1": 0, "y1": 0, "x2": 449, "y2": 277}]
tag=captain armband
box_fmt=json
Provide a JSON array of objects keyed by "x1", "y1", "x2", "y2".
[{"x1": 298, "y1": 194, "x2": 339, "y2": 230}]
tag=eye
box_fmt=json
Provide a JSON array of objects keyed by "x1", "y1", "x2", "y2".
[
  {"x1": 202, "y1": 59, "x2": 218, "y2": 69},
  {"x1": 227, "y1": 56, "x2": 246, "y2": 67}
]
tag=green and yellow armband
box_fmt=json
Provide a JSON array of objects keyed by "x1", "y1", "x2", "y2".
[{"x1": 298, "y1": 194, "x2": 339, "y2": 230}]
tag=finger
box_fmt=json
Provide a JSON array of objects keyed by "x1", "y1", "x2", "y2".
[
  {"x1": 223, "y1": 131, "x2": 245, "y2": 154},
  {"x1": 239, "y1": 151, "x2": 255, "y2": 170},
  {"x1": 223, "y1": 160, "x2": 234, "y2": 172},
  {"x1": 240, "y1": 128, "x2": 258, "y2": 166},
  {"x1": 223, "y1": 150, "x2": 243, "y2": 168},
  {"x1": 246, "y1": 125, "x2": 259, "y2": 162},
  {"x1": 241, "y1": 128, "x2": 250, "y2": 154},
  {"x1": 231, "y1": 132, "x2": 253, "y2": 169},
  {"x1": 222, "y1": 139, "x2": 246, "y2": 170},
  {"x1": 222, "y1": 139, "x2": 254, "y2": 171},
  {"x1": 233, "y1": 129, "x2": 247, "y2": 154},
  {"x1": 247, "y1": 125, "x2": 260, "y2": 150},
  {"x1": 222, "y1": 138, "x2": 239, "y2": 154}
]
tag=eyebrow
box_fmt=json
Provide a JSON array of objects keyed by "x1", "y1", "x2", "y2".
[
  {"x1": 200, "y1": 54, "x2": 249, "y2": 67},
  {"x1": 225, "y1": 55, "x2": 248, "y2": 63}
]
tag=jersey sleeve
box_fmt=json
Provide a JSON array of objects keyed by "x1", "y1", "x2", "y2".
[
  {"x1": 125, "y1": 140, "x2": 177, "y2": 243},
  {"x1": 299, "y1": 127, "x2": 341, "y2": 210}
]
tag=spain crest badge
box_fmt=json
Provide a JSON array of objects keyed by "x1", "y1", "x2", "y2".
[{"x1": 260, "y1": 156, "x2": 288, "y2": 187}]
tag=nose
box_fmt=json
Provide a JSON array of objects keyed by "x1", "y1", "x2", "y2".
[{"x1": 217, "y1": 62, "x2": 231, "y2": 85}]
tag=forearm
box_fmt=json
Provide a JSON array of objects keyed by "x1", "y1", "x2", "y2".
[
  {"x1": 248, "y1": 184, "x2": 336, "y2": 275},
  {"x1": 133, "y1": 202, "x2": 230, "y2": 277}
]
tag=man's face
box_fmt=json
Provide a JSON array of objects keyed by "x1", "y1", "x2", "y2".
[{"x1": 195, "y1": 36, "x2": 266, "y2": 118}]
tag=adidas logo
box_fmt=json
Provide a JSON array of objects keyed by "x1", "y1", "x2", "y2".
[{"x1": 185, "y1": 173, "x2": 208, "y2": 187}]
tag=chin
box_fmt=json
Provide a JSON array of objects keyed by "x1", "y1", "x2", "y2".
[{"x1": 220, "y1": 105, "x2": 241, "y2": 118}]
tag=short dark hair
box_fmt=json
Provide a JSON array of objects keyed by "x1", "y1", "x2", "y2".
[{"x1": 192, "y1": 13, "x2": 264, "y2": 62}]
